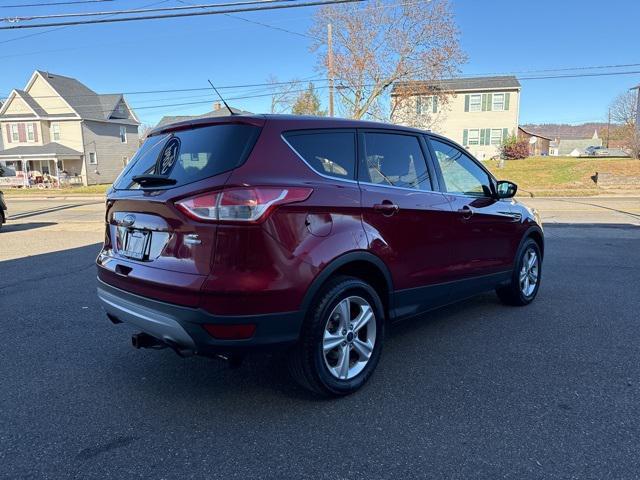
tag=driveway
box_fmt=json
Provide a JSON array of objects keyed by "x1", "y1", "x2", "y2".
[{"x1": 1, "y1": 198, "x2": 639, "y2": 479}]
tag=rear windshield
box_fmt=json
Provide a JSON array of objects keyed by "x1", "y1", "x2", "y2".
[{"x1": 113, "y1": 124, "x2": 261, "y2": 190}]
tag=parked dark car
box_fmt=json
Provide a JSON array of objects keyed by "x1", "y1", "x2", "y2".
[
  {"x1": 97, "y1": 115, "x2": 544, "y2": 396},
  {"x1": 0, "y1": 190, "x2": 6, "y2": 230}
]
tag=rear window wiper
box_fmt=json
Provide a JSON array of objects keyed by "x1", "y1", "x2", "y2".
[{"x1": 131, "y1": 174, "x2": 177, "y2": 188}]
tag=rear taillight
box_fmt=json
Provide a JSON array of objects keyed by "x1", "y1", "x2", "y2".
[{"x1": 175, "y1": 187, "x2": 312, "y2": 223}]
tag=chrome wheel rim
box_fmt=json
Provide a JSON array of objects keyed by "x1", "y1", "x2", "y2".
[
  {"x1": 322, "y1": 296, "x2": 376, "y2": 380},
  {"x1": 519, "y1": 248, "x2": 539, "y2": 297}
]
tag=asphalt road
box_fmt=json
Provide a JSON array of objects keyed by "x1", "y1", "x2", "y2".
[{"x1": 1, "y1": 198, "x2": 640, "y2": 479}]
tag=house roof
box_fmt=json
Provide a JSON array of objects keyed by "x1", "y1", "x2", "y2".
[
  {"x1": 518, "y1": 126, "x2": 552, "y2": 141},
  {"x1": 14, "y1": 90, "x2": 48, "y2": 117},
  {"x1": 34, "y1": 70, "x2": 138, "y2": 125},
  {"x1": 392, "y1": 76, "x2": 521, "y2": 94},
  {"x1": 549, "y1": 138, "x2": 603, "y2": 154},
  {"x1": 156, "y1": 106, "x2": 251, "y2": 127},
  {"x1": 0, "y1": 142, "x2": 83, "y2": 157}
]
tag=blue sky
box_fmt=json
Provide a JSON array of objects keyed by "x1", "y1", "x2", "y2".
[{"x1": 1, "y1": 0, "x2": 639, "y2": 126}]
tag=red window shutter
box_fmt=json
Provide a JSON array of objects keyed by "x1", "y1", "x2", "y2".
[
  {"x1": 5, "y1": 124, "x2": 11, "y2": 143},
  {"x1": 18, "y1": 123, "x2": 26, "y2": 142},
  {"x1": 33, "y1": 123, "x2": 38, "y2": 142}
]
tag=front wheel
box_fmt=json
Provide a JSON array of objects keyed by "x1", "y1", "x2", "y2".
[
  {"x1": 288, "y1": 276, "x2": 385, "y2": 396},
  {"x1": 496, "y1": 238, "x2": 542, "y2": 306}
]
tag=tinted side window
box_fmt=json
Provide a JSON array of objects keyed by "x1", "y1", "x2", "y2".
[
  {"x1": 360, "y1": 132, "x2": 431, "y2": 191},
  {"x1": 285, "y1": 131, "x2": 356, "y2": 180},
  {"x1": 114, "y1": 124, "x2": 261, "y2": 190},
  {"x1": 430, "y1": 139, "x2": 492, "y2": 197}
]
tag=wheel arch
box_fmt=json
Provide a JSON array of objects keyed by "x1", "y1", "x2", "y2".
[
  {"x1": 300, "y1": 251, "x2": 395, "y2": 321},
  {"x1": 523, "y1": 226, "x2": 545, "y2": 259}
]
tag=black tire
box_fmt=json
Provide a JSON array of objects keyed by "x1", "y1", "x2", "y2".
[
  {"x1": 496, "y1": 238, "x2": 542, "y2": 306},
  {"x1": 288, "y1": 275, "x2": 385, "y2": 397}
]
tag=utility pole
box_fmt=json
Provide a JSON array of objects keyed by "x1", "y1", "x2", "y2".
[
  {"x1": 606, "y1": 108, "x2": 611, "y2": 148},
  {"x1": 327, "y1": 23, "x2": 334, "y2": 117}
]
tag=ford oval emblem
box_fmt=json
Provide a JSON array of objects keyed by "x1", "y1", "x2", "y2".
[
  {"x1": 122, "y1": 214, "x2": 136, "y2": 227},
  {"x1": 155, "y1": 137, "x2": 180, "y2": 176}
]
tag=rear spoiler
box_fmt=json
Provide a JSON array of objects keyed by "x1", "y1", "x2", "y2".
[{"x1": 149, "y1": 115, "x2": 266, "y2": 138}]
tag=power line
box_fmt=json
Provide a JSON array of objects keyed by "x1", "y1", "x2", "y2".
[
  {"x1": 3, "y1": 67, "x2": 640, "y2": 103},
  {"x1": 0, "y1": 0, "x2": 365, "y2": 30},
  {"x1": 0, "y1": 0, "x2": 171, "y2": 45},
  {"x1": 1, "y1": 0, "x2": 295, "y2": 22},
  {"x1": 0, "y1": 76, "x2": 329, "y2": 99},
  {"x1": 0, "y1": 0, "x2": 113, "y2": 7}
]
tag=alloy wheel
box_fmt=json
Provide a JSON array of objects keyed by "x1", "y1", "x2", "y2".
[
  {"x1": 519, "y1": 248, "x2": 539, "y2": 297},
  {"x1": 322, "y1": 296, "x2": 377, "y2": 380}
]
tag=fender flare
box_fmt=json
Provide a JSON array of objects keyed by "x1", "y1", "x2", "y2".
[{"x1": 299, "y1": 251, "x2": 394, "y2": 314}]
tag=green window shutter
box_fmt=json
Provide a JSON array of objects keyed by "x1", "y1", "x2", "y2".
[
  {"x1": 486, "y1": 128, "x2": 492, "y2": 144},
  {"x1": 464, "y1": 95, "x2": 470, "y2": 112},
  {"x1": 504, "y1": 92, "x2": 510, "y2": 110},
  {"x1": 503, "y1": 128, "x2": 509, "y2": 141},
  {"x1": 481, "y1": 94, "x2": 487, "y2": 111},
  {"x1": 487, "y1": 93, "x2": 493, "y2": 111},
  {"x1": 479, "y1": 129, "x2": 485, "y2": 145},
  {"x1": 432, "y1": 96, "x2": 438, "y2": 113},
  {"x1": 463, "y1": 129, "x2": 468, "y2": 146},
  {"x1": 416, "y1": 96, "x2": 421, "y2": 115}
]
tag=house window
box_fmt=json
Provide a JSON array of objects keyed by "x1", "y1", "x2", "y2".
[
  {"x1": 51, "y1": 123, "x2": 60, "y2": 141},
  {"x1": 11, "y1": 124, "x2": 19, "y2": 142},
  {"x1": 492, "y1": 93, "x2": 505, "y2": 111},
  {"x1": 469, "y1": 94, "x2": 481, "y2": 112},
  {"x1": 117, "y1": 103, "x2": 125, "y2": 114},
  {"x1": 88, "y1": 152, "x2": 97, "y2": 165},
  {"x1": 416, "y1": 96, "x2": 437, "y2": 115},
  {"x1": 467, "y1": 129, "x2": 480, "y2": 145},
  {"x1": 27, "y1": 124, "x2": 35, "y2": 142},
  {"x1": 490, "y1": 129, "x2": 503, "y2": 145},
  {"x1": 119, "y1": 126, "x2": 127, "y2": 143}
]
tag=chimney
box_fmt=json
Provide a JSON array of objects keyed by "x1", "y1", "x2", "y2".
[{"x1": 213, "y1": 102, "x2": 222, "y2": 111}]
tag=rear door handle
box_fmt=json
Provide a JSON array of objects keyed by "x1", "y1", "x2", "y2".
[
  {"x1": 458, "y1": 205, "x2": 473, "y2": 220},
  {"x1": 373, "y1": 201, "x2": 399, "y2": 216}
]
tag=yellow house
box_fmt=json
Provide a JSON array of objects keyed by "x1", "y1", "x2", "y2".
[
  {"x1": 0, "y1": 70, "x2": 139, "y2": 185},
  {"x1": 391, "y1": 76, "x2": 521, "y2": 160}
]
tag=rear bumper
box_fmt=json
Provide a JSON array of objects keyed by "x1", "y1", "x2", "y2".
[{"x1": 97, "y1": 279, "x2": 303, "y2": 356}]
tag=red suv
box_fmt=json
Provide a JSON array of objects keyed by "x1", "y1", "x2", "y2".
[{"x1": 97, "y1": 115, "x2": 543, "y2": 396}]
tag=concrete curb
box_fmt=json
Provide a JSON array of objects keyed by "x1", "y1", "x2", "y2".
[{"x1": 4, "y1": 195, "x2": 105, "y2": 201}]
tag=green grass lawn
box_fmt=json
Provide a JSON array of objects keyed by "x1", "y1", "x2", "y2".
[
  {"x1": 3, "y1": 157, "x2": 639, "y2": 198},
  {"x1": 2, "y1": 184, "x2": 110, "y2": 196},
  {"x1": 484, "y1": 156, "x2": 640, "y2": 196}
]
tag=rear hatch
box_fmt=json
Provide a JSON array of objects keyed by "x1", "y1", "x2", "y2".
[{"x1": 98, "y1": 118, "x2": 263, "y2": 306}]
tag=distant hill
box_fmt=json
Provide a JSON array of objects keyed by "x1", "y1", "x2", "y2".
[{"x1": 522, "y1": 123, "x2": 608, "y2": 140}]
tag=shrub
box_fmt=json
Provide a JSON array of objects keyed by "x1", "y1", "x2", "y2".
[{"x1": 500, "y1": 135, "x2": 529, "y2": 160}]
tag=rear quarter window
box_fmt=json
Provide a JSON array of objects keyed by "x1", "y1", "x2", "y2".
[
  {"x1": 114, "y1": 124, "x2": 261, "y2": 190},
  {"x1": 284, "y1": 131, "x2": 356, "y2": 180}
]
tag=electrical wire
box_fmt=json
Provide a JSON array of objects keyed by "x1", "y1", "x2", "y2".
[{"x1": 0, "y1": 0, "x2": 365, "y2": 30}]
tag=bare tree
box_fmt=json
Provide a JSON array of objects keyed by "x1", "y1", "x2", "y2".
[
  {"x1": 138, "y1": 123, "x2": 155, "y2": 146},
  {"x1": 610, "y1": 90, "x2": 639, "y2": 158},
  {"x1": 267, "y1": 75, "x2": 301, "y2": 114},
  {"x1": 310, "y1": 0, "x2": 465, "y2": 122}
]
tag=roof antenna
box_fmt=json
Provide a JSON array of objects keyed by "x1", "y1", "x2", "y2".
[{"x1": 207, "y1": 79, "x2": 235, "y2": 116}]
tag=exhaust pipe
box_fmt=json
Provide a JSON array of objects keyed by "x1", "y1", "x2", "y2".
[{"x1": 131, "y1": 332, "x2": 164, "y2": 349}]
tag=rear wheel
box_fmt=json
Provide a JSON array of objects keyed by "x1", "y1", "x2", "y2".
[
  {"x1": 289, "y1": 276, "x2": 385, "y2": 396},
  {"x1": 496, "y1": 238, "x2": 542, "y2": 306}
]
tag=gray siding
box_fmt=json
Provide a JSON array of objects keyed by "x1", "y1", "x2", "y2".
[{"x1": 82, "y1": 120, "x2": 139, "y2": 185}]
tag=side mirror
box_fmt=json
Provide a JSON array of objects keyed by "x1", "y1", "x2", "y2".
[{"x1": 495, "y1": 180, "x2": 517, "y2": 199}]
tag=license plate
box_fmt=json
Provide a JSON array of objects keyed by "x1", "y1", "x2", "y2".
[{"x1": 118, "y1": 228, "x2": 151, "y2": 260}]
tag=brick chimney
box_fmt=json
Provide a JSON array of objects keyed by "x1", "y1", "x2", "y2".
[{"x1": 213, "y1": 102, "x2": 222, "y2": 111}]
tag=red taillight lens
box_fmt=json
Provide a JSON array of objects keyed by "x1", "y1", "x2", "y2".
[
  {"x1": 175, "y1": 187, "x2": 312, "y2": 223},
  {"x1": 203, "y1": 323, "x2": 256, "y2": 340}
]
